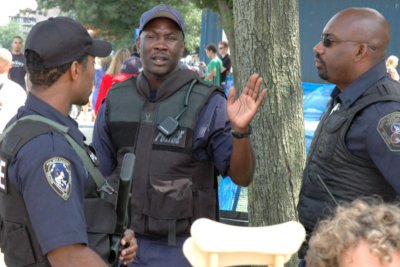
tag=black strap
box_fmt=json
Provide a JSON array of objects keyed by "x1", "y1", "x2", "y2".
[
  {"x1": 168, "y1": 220, "x2": 176, "y2": 246},
  {"x1": 1, "y1": 115, "x2": 114, "y2": 196}
]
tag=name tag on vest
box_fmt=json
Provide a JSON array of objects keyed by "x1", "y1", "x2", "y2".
[{"x1": 153, "y1": 129, "x2": 187, "y2": 148}]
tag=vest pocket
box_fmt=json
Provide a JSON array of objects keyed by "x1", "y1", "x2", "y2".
[
  {"x1": 144, "y1": 176, "x2": 193, "y2": 235},
  {"x1": 316, "y1": 113, "x2": 347, "y2": 161},
  {"x1": 1, "y1": 221, "x2": 36, "y2": 266},
  {"x1": 84, "y1": 198, "x2": 117, "y2": 261}
]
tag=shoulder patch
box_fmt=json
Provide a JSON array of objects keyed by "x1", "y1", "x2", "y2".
[
  {"x1": 377, "y1": 112, "x2": 400, "y2": 151},
  {"x1": 43, "y1": 157, "x2": 72, "y2": 200}
]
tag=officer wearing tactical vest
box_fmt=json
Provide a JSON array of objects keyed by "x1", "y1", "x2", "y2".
[
  {"x1": 0, "y1": 17, "x2": 137, "y2": 266},
  {"x1": 92, "y1": 4, "x2": 267, "y2": 267},
  {"x1": 297, "y1": 8, "x2": 400, "y2": 267}
]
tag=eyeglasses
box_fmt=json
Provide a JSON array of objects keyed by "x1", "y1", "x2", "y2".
[
  {"x1": 218, "y1": 47, "x2": 224, "y2": 50},
  {"x1": 321, "y1": 34, "x2": 376, "y2": 51}
]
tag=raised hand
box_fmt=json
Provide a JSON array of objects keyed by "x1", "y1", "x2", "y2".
[{"x1": 227, "y1": 73, "x2": 267, "y2": 131}]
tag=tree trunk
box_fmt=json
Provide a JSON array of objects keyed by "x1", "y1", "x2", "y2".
[{"x1": 233, "y1": 0, "x2": 304, "y2": 265}]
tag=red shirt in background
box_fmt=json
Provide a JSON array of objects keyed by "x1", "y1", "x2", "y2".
[{"x1": 94, "y1": 73, "x2": 113, "y2": 114}]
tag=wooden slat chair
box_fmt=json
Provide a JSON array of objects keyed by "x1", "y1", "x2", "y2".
[{"x1": 183, "y1": 218, "x2": 305, "y2": 267}]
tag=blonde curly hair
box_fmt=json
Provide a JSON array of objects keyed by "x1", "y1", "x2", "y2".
[{"x1": 306, "y1": 199, "x2": 400, "y2": 267}]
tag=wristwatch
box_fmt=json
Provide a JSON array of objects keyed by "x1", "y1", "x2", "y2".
[{"x1": 231, "y1": 125, "x2": 252, "y2": 139}]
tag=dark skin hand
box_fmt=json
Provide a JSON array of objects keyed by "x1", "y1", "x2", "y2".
[
  {"x1": 227, "y1": 73, "x2": 267, "y2": 131},
  {"x1": 226, "y1": 73, "x2": 267, "y2": 186},
  {"x1": 119, "y1": 229, "x2": 138, "y2": 265},
  {"x1": 47, "y1": 229, "x2": 137, "y2": 266}
]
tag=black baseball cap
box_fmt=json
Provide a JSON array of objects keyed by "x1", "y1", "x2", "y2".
[
  {"x1": 139, "y1": 4, "x2": 185, "y2": 38},
  {"x1": 25, "y1": 17, "x2": 112, "y2": 68}
]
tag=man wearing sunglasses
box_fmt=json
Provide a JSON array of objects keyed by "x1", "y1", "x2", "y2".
[{"x1": 297, "y1": 7, "x2": 400, "y2": 266}]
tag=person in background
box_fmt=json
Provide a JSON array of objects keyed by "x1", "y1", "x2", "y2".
[
  {"x1": 0, "y1": 17, "x2": 137, "y2": 266},
  {"x1": 92, "y1": 56, "x2": 108, "y2": 111},
  {"x1": 9, "y1": 36, "x2": 27, "y2": 90},
  {"x1": 112, "y1": 55, "x2": 142, "y2": 84},
  {"x1": 297, "y1": 7, "x2": 400, "y2": 266},
  {"x1": 218, "y1": 40, "x2": 232, "y2": 88},
  {"x1": 385, "y1": 55, "x2": 399, "y2": 82},
  {"x1": 306, "y1": 199, "x2": 400, "y2": 267},
  {"x1": 94, "y1": 48, "x2": 131, "y2": 114},
  {"x1": 0, "y1": 48, "x2": 26, "y2": 132},
  {"x1": 92, "y1": 4, "x2": 266, "y2": 267},
  {"x1": 199, "y1": 43, "x2": 222, "y2": 86}
]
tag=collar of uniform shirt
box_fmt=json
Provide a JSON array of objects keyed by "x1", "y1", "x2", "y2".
[
  {"x1": 333, "y1": 60, "x2": 387, "y2": 109},
  {"x1": 329, "y1": 101, "x2": 341, "y2": 115}
]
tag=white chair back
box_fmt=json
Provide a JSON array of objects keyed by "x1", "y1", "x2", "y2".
[{"x1": 183, "y1": 218, "x2": 305, "y2": 267}]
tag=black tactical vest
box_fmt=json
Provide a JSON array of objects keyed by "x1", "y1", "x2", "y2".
[
  {"x1": 297, "y1": 79, "x2": 400, "y2": 258},
  {"x1": 0, "y1": 117, "x2": 116, "y2": 266},
  {"x1": 106, "y1": 72, "x2": 222, "y2": 243}
]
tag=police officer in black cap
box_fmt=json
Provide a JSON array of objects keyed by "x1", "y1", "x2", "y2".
[
  {"x1": 0, "y1": 17, "x2": 137, "y2": 266},
  {"x1": 93, "y1": 3, "x2": 266, "y2": 267}
]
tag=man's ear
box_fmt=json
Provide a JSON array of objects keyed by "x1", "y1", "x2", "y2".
[
  {"x1": 136, "y1": 37, "x2": 141, "y2": 51},
  {"x1": 180, "y1": 41, "x2": 186, "y2": 58},
  {"x1": 69, "y1": 61, "x2": 80, "y2": 80},
  {"x1": 354, "y1": 43, "x2": 369, "y2": 62}
]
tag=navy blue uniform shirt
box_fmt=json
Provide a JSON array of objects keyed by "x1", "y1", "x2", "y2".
[
  {"x1": 7, "y1": 93, "x2": 88, "y2": 254},
  {"x1": 332, "y1": 61, "x2": 400, "y2": 193},
  {"x1": 92, "y1": 93, "x2": 232, "y2": 177}
]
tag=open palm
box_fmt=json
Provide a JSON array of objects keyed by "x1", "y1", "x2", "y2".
[{"x1": 227, "y1": 73, "x2": 267, "y2": 130}]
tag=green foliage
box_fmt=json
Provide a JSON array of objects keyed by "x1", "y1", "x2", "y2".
[
  {"x1": 36, "y1": 0, "x2": 201, "y2": 53},
  {"x1": 0, "y1": 22, "x2": 25, "y2": 50},
  {"x1": 175, "y1": 4, "x2": 202, "y2": 55},
  {"x1": 190, "y1": 0, "x2": 219, "y2": 11}
]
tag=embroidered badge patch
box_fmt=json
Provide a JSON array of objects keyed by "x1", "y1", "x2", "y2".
[
  {"x1": 377, "y1": 112, "x2": 400, "y2": 151},
  {"x1": 43, "y1": 157, "x2": 72, "y2": 200}
]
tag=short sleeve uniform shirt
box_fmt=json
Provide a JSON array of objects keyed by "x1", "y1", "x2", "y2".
[
  {"x1": 6, "y1": 93, "x2": 88, "y2": 254},
  {"x1": 334, "y1": 61, "x2": 400, "y2": 193}
]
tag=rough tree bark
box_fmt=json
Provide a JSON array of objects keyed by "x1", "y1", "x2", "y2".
[{"x1": 233, "y1": 1, "x2": 304, "y2": 265}]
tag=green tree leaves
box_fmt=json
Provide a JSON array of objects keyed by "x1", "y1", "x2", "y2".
[
  {"x1": 36, "y1": 0, "x2": 201, "y2": 54},
  {"x1": 0, "y1": 22, "x2": 24, "y2": 50}
]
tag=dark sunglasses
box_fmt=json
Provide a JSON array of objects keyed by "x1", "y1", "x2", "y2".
[{"x1": 321, "y1": 34, "x2": 376, "y2": 51}]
